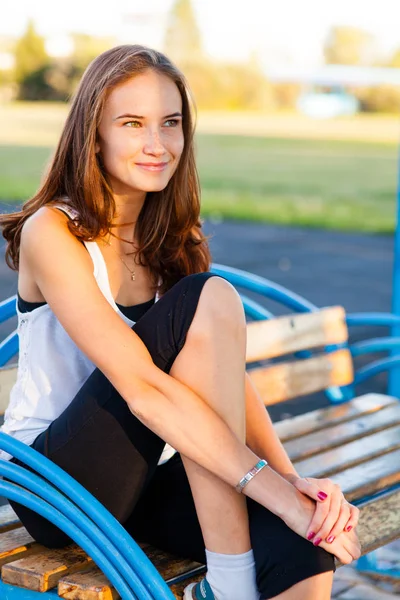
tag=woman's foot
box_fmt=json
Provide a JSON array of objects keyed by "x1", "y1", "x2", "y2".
[{"x1": 183, "y1": 577, "x2": 216, "y2": 599}]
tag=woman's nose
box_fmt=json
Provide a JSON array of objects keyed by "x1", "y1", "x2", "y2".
[{"x1": 143, "y1": 129, "x2": 166, "y2": 156}]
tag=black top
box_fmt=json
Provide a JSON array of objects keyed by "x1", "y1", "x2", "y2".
[{"x1": 17, "y1": 293, "x2": 156, "y2": 322}]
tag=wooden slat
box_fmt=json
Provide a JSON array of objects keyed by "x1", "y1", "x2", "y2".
[
  {"x1": 295, "y1": 425, "x2": 400, "y2": 478},
  {"x1": 141, "y1": 542, "x2": 202, "y2": 582},
  {"x1": 57, "y1": 544, "x2": 203, "y2": 600},
  {"x1": 248, "y1": 348, "x2": 353, "y2": 405},
  {"x1": 357, "y1": 487, "x2": 400, "y2": 555},
  {"x1": 0, "y1": 504, "x2": 20, "y2": 533},
  {"x1": 2, "y1": 545, "x2": 93, "y2": 592},
  {"x1": 0, "y1": 527, "x2": 40, "y2": 567},
  {"x1": 0, "y1": 366, "x2": 17, "y2": 414},
  {"x1": 274, "y1": 393, "x2": 398, "y2": 442},
  {"x1": 284, "y1": 403, "x2": 400, "y2": 461},
  {"x1": 58, "y1": 566, "x2": 120, "y2": 600},
  {"x1": 332, "y1": 449, "x2": 400, "y2": 502},
  {"x1": 246, "y1": 306, "x2": 347, "y2": 362}
]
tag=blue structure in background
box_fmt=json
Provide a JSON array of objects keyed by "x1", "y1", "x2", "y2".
[
  {"x1": 297, "y1": 89, "x2": 359, "y2": 119},
  {"x1": 389, "y1": 147, "x2": 400, "y2": 396}
]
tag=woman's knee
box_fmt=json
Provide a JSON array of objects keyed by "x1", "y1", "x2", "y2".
[{"x1": 190, "y1": 274, "x2": 246, "y2": 335}]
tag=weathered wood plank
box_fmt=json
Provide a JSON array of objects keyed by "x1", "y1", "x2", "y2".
[
  {"x1": 249, "y1": 349, "x2": 353, "y2": 405},
  {"x1": 246, "y1": 306, "x2": 347, "y2": 362},
  {"x1": 332, "y1": 449, "x2": 400, "y2": 502},
  {"x1": 357, "y1": 487, "x2": 400, "y2": 555},
  {"x1": 57, "y1": 544, "x2": 203, "y2": 600},
  {"x1": 0, "y1": 527, "x2": 41, "y2": 567},
  {"x1": 58, "y1": 566, "x2": 120, "y2": 600},
  {"x1": 0, "y1": 366, "x2": 17, "y2": 414},
  {"x1": 2, "y1": 545, "x2": 93, "y2": 592},
  {"x1": 0, "y1": 504, "x2": 20, "y2": 533},
  {"x1": 140, "y1": 542, "x2": 202, "y2": 582},
  {"x1": 295, "y1": 425, "x2": 400, "y2": 478},
  {"x1": 274, "y1": 393, "x2": 398, "y2": 442},
  {"x1": 284, "y1": 403, "x2": 400, "y2": 461}
]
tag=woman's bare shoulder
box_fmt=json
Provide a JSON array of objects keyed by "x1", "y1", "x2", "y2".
[{"x1": 20, "y1": 204, "x2": 92, "y2": 273}]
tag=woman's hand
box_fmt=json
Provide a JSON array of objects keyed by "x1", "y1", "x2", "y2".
[
  {"x1": 282, "y1": 485, "x2": 361, "y2": 564},
  {"x1": 319, "y1": 527, "x2": 361, "y2": 565},
  {"x1": 288, "y1": 475, "x2": 360, "y2": 545}
]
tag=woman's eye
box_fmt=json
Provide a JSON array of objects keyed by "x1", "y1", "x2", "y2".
[{"x1": 123, "y1": 119, "x2": 180, "y2": 128}]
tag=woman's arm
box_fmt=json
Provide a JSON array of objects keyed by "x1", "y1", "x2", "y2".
[
  {"x1": 244, "y1": 372, "x2": 300, "y2": 481},
  {"x1": 21, "y1": 207, "x2": 302, "y2": 516}
]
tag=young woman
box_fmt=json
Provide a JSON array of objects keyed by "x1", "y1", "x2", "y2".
[{"x1": 0, "y1": 45, "x2": 360, "y2": 600}]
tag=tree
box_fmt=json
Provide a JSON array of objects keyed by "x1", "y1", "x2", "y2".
[
  {"x1": 13, "y1": 19, "x2": 49, "y2": 84},
  {"x1": 324, "y1": 26, "x2": 377, "y2": 66},
  {"x1": 389, "y1": 48, "x2": 400, "y2": 69},
  {"x1": 163, "y1": 0, "x2": 203, "y2": 67}
]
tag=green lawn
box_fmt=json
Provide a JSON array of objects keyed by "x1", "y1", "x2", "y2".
[
  {"x1": 0, "y1": 103, "x2": 398, "y2": 233},
  {"x1": 197, "y1": 135, "x2": 397, "y2": 233}
]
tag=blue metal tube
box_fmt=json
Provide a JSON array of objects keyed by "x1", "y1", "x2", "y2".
[
  {"x1": 0, "y1": 434, "x2": 175, "y2": 600},
  {"x1": 0, "y1": 295, "x2": 17, "y2": 324},
  {"x1": 211, "y1": 263, "x2": 317, "y2": 313},
  {"x1": 346, "y1": 313, "x2": 400, "y2": 327},
  {"x1": 389, "y1": 141, "x2": 400, "y2": 396},
  {"x1": 240, "y1": 294, "x2": 274, "y2": 320},
  {"x1": 0, "y1": 461, "x2": 154, "y2": 600},
  {"x1": 350, "y1": 337, "x2": 400, "y2": 356},
  {"x1": 353, "y1": 355, "x2": 400, "y2": 386},
  {"x1": 0, "y1": 481, "x2": 139, "y2": 600},
  {"x1": 0, "y1": 331, "x2": 18, "y2": 367}
]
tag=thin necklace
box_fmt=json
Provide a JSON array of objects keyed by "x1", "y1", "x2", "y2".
[{"x1": 104, "y1": 234, "x2": 136, "y2": 281}]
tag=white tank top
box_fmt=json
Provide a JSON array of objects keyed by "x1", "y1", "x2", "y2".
[{"x1": 0, "y1": 202, "x2": 176, "y2": 466}]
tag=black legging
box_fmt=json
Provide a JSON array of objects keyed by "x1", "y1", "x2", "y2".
[{"x1": 6, "y1": 272, "x2": 335, "y2": 599}]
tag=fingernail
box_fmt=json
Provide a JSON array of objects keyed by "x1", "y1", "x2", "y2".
[
  {"x1": 313, "y1": 537, "x2": 322, "y2": 546},
  {"x1": 317, "y1": 492, "x2": 328, "y2": 501},
  {"x1": 327, "y1": 535, "x2": 335, "y2": 543},
  {"x1": 346, "y1": 525, "x2": 352, "y2": 532},
  {"x1": 307, "y1": 531, "x2": 315, "y2": 540}
]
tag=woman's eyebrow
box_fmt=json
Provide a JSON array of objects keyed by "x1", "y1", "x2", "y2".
[{"x1": 113, "y1": 112, "x2": 182, "y2": 120}]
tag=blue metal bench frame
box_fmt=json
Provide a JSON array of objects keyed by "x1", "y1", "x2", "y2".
[{"x1": 0, "y1": 263, "x2": 399, "y2": 597}]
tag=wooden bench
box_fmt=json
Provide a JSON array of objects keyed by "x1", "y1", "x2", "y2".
[{"x1": 0, "y1": 304, "x2": 399, "y2": 598}]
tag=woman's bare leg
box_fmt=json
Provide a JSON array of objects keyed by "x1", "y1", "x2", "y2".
[
  {"x1": 268, "y1": 571, "x2": 334, "y2": 600},
  {"x1": 169, "y1": 276, "x2": 251, "y2": 554}
]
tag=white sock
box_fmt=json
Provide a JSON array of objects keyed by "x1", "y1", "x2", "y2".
[{"x1": 205, "y1": 548, "x2": 259, "y2": 600}]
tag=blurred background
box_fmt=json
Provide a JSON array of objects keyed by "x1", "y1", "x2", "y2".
[
  {"x1": 1, "y1": 0, "x2": 400, "y2": 410},
  {"x1": 1, "y1": 2, "x2": 400, "y2": 591}
]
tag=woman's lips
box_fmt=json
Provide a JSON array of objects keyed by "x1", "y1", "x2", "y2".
[{"x1": 135, "y1": 162, "x2": 169, "y2": 172}]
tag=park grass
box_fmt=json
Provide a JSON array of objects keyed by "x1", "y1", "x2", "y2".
[{"x1": 0, "y1": 102, "x2": 398, "y2": 233}]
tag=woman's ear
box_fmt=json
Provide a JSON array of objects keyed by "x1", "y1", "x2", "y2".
[{"x1": 95, "y1": 142, "x2": 100, "y2": 154}]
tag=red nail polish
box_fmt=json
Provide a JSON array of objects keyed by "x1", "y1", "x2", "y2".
[
  {"x1": 313, "y1": 537, "x2": 322, "y2": 546},
  {"x1": 346, "y1": 525, "x2": 352, "y2": 532},
  {"x1": 307, "y1": 531, "x2": 315, "y2": 540},
  {"x1": 327, "y1": 536, "x2": 335, "y2": 543},
  {"x1": 317, "y1": 492, "x2": 328, "y2": 501}
]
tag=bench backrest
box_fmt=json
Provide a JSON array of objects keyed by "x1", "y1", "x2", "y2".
[
  {"x1": 246, "y1": 306, "x2": 353, "y2": 405},
  {"x1": 0, "y1": 306, "x2": 352, "y2": 413}
]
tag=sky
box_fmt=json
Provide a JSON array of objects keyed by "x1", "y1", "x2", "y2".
[{"x1": 1, "y1": 0, "x2": 400, "y2": 71}]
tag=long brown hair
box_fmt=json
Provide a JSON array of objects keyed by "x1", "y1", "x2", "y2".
[{"x1": 0, "y1": 44, "x2": 211, "y2": 295}]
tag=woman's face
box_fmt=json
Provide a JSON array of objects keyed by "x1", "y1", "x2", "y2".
[{"x1": 96, "y1": 70, "x2": 184, "y2": 197}]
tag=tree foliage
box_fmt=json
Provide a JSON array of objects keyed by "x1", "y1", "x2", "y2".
[
  {"x1": 13, "y1": 19, "x2": 49, "y2": 84},
  {"x1": 324, "y1": 26, "x2": 377, "y2": 66},
  {"x1": 164, "y1": 0, "x2": 203, "y2": 67}
]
